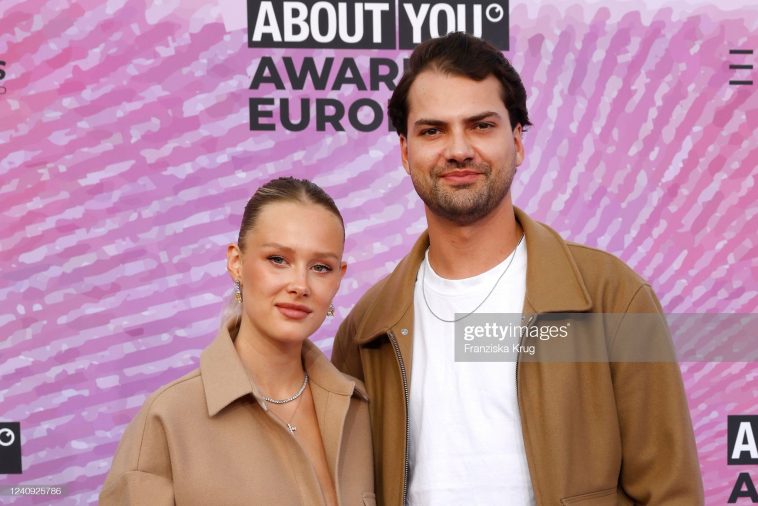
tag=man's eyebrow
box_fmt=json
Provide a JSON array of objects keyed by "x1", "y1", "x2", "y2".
[
  {"x1": 413, "y1": 118, "x2": 446, "y2": 128},
  {"x1": 412, "y1": 112, "x2": 503, "y2": 128},
  {"x1": 466, "y1": 111, "x2": 502, "y2": 122}
]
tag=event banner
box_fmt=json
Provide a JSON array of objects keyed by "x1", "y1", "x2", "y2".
[{"x1": 1, "y1": 0, "x2": 756, "y2": 503}]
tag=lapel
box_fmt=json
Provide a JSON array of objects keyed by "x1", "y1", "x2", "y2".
[{"x1": 304, "y1": 340, "x2": 368, "y2": 481}]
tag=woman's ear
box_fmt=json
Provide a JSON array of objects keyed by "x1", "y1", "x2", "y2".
[{"x1": 226, "y1": 243, "x2": 242, "y2": 281}]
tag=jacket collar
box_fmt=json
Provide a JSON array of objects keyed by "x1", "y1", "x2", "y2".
[
  {"x1": 200, "y1": 321, "x2": 367, "y2": 417},
  {"x1": 355, "y1": 206, "x2": 592, "y2": 344}
]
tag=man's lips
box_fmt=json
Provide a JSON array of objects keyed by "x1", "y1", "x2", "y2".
[
  {"x1": 275, "y1": 302, "x2": 313, "y2": 320},
  {"x1": 439, "y1": 170, "x2": 482, "y2": 183}
]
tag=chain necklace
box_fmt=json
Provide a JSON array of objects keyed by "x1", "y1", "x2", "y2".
[
  {"x1": 283, "y1": 394, "x2": 305, "y2": 434},
  {"x1": 421, "y1": 234, "x2": 524, "y2": 323},
  {"x1": 262, "y1": 372, "x2": 309, "y2": 404}
]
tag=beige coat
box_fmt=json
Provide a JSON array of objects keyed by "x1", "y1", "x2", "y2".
[
  {"x1": 332, "y1": 207, "x2": 703, "y2": 505},
  {"x1": 101, "y1": 322, "x2": 374, "y2": 506}
]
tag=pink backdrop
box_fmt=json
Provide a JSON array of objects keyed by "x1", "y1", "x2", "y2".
[{"x1": 1, "y1": 0, "x2": 756, "y2": 503}]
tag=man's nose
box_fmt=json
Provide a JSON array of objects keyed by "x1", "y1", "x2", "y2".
[{"x1": 443, "y1": 129, "x2": 475, "y2": 165}]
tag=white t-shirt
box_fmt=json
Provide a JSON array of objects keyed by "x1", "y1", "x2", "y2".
[{"x1": 407, "y1": 239, "x2": 535, "y2": 505}]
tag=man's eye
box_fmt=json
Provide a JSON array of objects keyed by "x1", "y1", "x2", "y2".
[
  {"x1": 268, "y1": 255, "x2": 286, "y2": 265},
  {"x1": 313, "y1": 264, "x2": 333, "y2": 273},
  {"x1": 475, "y1": 122, "x2": 493, "y2": 130},
  {"x1": 421, "y1": 128, "x2": 440, "y2": 136}
]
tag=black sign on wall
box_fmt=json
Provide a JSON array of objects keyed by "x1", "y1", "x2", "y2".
[
  {"x1": 0, "y1": 422, "x2": 22, "y2": 474},
  {"x1": 248, "y1": 0, "x2": 397, "y2": 49},
  {"x1": 728, "y1": 415, "x2": 758, "y2": 465},
  {"x1": 0, "y1": 60, "x2": 7, "y2": 96},
  {"x1": 248, "y1": 0, "x2": 509, "y2": 50},
  {"x1": 397, "y1": 1, "x2": 509, "y2": 49}
]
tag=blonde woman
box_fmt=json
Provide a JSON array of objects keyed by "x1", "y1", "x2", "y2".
[{"x1": 101, "y1": 177, "x2": 374, "y2": 505}]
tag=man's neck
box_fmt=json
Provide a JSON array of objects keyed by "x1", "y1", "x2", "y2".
[{"x1": 425, "y1": 196, "x2": 522, "y2": 280}]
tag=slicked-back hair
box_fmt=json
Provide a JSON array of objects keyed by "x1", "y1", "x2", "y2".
[
  {"x1": 237, "y1": 177, "x2": 344, "y2": 251},
  {"x1": 388, "y1": 32, "x2": 532, "y2": 137}
]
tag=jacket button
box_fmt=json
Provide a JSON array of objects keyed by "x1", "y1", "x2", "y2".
[{"x1": 401, "y1": 328, "x2": 409, "y2": 336}]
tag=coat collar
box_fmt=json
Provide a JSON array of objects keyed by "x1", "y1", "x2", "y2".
[
  {"x1": 354, "y1": 207, "x2": 592, "y2": 344},
  {"x1": 200, "y1": 321, "x2": 367, "y2": 417}
]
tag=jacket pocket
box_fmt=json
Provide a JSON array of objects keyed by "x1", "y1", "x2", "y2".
[
  {"x1": 560, "y1": 487, "x2": 617, "y2": 505},
  {"x1": 361, "y1": 492, "x2": 376, "y2": 506}
]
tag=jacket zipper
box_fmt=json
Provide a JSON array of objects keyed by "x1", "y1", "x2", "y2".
[
  {"x1": 515, "y1": 313, "x2": 537, "y2": 505},
  {"x1": 515, "y1": 313, "x2": 537, "y2": 407},
  {"x1": 387, "y1": 329, "x2": 410, "y2": 505}
]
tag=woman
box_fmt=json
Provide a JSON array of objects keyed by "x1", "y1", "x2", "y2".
[{"x1": 101, "y1": 177, "x2": 374, "y2": 505}]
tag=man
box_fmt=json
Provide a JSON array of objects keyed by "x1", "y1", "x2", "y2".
[{"x1": 332, "y1": 32, "x2": 702, "y2": 505}]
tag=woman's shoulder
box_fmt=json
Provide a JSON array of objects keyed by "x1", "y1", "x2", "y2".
[
  {"x1": 106, "y1": 368, "x2": 205, "y2": 476},
  {"x1": 136, "y1": 368, "x2": 205, "y2": 420}
]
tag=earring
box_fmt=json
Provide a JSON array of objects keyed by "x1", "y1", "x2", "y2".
[
  {"x1": 234, "y1": 280, "x2": 242, "y2": 303},
  {"x1": 327, "y1": 303, "x2": 335, "y2": 317}
]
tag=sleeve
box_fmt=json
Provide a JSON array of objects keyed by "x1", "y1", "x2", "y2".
[
  {"x1": 99, "y1": 403, "x2": 175, "y2": 506},
  {"x1": 609, "y1": 284, "x2": 704, "y2": 505},
  {"x1": 331, "y1": 310, "x2": 365, "y2": 381}
]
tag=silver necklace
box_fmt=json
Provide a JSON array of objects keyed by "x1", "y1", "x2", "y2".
[
  {"x1": 422, "y1": 235, "x2": 524, "y2": 323},
  {"x1": 284, "y1": 395, "x2": 305, "y2": 434},
  {"x1": 262, "y1": 372, "x2": 309, "y2": 404}
]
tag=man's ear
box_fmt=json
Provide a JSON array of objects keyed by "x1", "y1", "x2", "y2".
[
  {"x1": 226, "y1": 243, "x2": 242, "y2": 281},
  {"x1": 400, "y1": 134, "x2": 410, "y2": 175},
  {"x1": 513, "y1": 124, "x2": 525, "y2": 167}
]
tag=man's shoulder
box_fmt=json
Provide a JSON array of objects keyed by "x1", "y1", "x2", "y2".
[
  {"x1": 565, "y1": 241, "x2": 645, "y2": 282},
  {"x1": 518, "y1": 208, "x2": 649, "y2": 295},
  {"x1": 562, "y1": 240, "x2": 653, "y2": 311}
]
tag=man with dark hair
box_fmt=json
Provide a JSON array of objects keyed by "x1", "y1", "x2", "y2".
[{"x1": 332, "y1": 32, "x2": 702, "y2": 505}]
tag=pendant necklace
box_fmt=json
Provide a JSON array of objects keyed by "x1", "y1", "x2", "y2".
[
  {"x1": 258, "y1": 372, "x2": 309, "y2": 434},
  {"x1": 263, "y1": 372, "x2": 308, "y2": 436},
  {"x1": 283, "y1": 394, "x2": 305, "y2": 434}
]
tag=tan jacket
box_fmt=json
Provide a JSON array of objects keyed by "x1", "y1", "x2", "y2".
[
  {"x1": 101, "y1": 322, "x2": 375, "y2": 506},
  {"x1": 332, "y1": 208, "x2": 703, "y2": 505}
]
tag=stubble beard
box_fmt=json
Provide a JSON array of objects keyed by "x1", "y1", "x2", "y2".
[{"x1": 410, "y1": 162, "x2": 515, "y2": 226}]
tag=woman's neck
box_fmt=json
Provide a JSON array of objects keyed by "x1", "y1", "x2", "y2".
[{"x1": 232, "y1": 316, "x2": 306, "y2": 400}]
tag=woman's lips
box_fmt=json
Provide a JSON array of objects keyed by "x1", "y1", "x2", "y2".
[{"x1": 275, "y1": 303, "x2": 313, "y2": 320}]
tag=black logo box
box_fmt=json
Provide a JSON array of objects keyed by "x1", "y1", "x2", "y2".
[
  {"x1": 728, "y1": 415, "x2": 758, "y2": 465},
  {"x1": 0, "y1": 422, "x2": 22, "y2": 474},
  {"x1": 248, "y1": 0, "x2": 509, "y2": 50}
]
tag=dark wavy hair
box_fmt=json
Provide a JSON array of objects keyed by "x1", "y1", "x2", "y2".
[{"x1": 388, "y1": 32, "x2": 532, "y2": 136}]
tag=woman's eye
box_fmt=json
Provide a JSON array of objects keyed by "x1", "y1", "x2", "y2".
[
  {"x1": 313, "y1": 264, "x2": 333, "y2": 273},
  {"x1": 268, "y1": 255, "x2": 286, "y2": 265}
]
